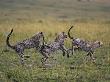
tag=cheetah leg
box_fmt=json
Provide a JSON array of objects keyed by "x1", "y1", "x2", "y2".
[{"x1": 18, "y1": 53, "x2": 25, "y2": 65}]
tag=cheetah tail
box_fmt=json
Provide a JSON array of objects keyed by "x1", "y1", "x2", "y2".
[{"x1": 6, "y1": 29, "x2": 15, "y2": 49}]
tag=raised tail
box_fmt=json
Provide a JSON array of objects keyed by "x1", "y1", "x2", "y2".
[
  {"x1": 68, "y1": 26, "x2": 74, "y2": 39},
  {"x1": 6, "y1": 29, "x2": 15, "y2": 49}
]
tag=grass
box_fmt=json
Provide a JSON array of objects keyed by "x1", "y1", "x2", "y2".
[{"x1": 0, "y1": 0, "x2": 110, "y2": 82}]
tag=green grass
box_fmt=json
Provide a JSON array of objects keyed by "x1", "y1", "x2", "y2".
[{"x1": 0, "y1": 0, "x2": 110, "y2": 82}]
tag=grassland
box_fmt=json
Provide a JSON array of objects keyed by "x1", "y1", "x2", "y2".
[{"x1": 0, "y1": 0, "x2": 110, "y2": 82}]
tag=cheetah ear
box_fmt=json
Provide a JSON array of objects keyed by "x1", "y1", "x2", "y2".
[
  {"x1": 62, "y1": 32, "x2": 65, "y2": 34},
  {"x1": 55, "y1": 33, "x2": 57, "y2": 36},
  {"x1": 40, "y1": 32, "x2": 43, "y2": 34}
]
